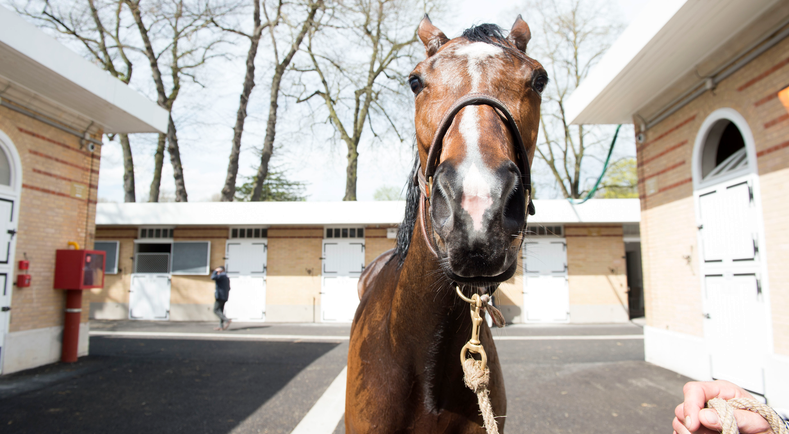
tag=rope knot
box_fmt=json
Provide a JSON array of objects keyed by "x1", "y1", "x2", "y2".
[
  {"x1": 462, "y1": 358, "x2": 490, "y2": 393},
  {"x1": 707, "y1": 397, "x2": 789, "y2": 434}
]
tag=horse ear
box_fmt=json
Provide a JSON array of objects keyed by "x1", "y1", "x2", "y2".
[
  {"x1": 508, "y1": 15, "x2": 531, "y2": 52},
  {"x1": 418, "y1": 15, "x2": 449, "y2": 57}
]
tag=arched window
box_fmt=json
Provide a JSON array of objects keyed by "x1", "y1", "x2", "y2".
[
  {"x1": 700, "y1": 120, "x2": 747, "y2": 181},
  {"x1": 693, "y1": 108, "x2": 757, "y2": 190},
  {"x1": 0, "y1": 146, "x2": 12, "y2": 187}
]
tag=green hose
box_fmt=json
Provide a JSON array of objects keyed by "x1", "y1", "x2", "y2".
[{"x1": 567, "y1": 124, "x2": 622, "y2": 205}]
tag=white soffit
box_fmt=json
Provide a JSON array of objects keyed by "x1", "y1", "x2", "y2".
[
  {"x1": 95, "y1": 199, "x2": 640, "y2": 226},
  {"x1": 566, "y1": 0, "x2": 781, "y2": 125},
  {"x1": 0, "y1": 7, "x2": 167, "y2": 133}
]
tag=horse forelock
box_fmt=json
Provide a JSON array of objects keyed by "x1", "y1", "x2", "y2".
[{"x1": 461, "y1": 23, "x2": 520, "y2": 56}]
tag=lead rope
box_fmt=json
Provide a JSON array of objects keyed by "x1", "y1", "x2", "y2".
[
  {"x1": 707, "y1": 397, "x2": 789, "y2": 434},
  {"x1": 456, "y1": 286, "x2": 503, "y2": 434}
]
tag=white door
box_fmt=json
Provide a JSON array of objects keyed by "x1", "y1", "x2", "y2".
[
  {"x1": 698, "y1": 177, "x2": 768, "y2": 394},
  {"x1": 321, "y1": 240, "x2": 365, "y2": 322},
  {"x1": 224, "y1": 241, "x2": 267, "y2": 321},
  {"x1": 129, "y1": 274, "x2": 171, "y2": 320},
  {"x1": 523, "y1": 239, "x2": 569, "y2": 323},
  {"x1": 0, "y1": 196, "x2": 17, "y2": 373}
]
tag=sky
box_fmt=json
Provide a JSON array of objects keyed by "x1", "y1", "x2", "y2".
[{"x1": 89, "y1": 0, "x2": 652, "y2": 203}]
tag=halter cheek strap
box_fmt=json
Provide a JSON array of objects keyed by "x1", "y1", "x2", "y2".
[{"x1": 413, "y1": 92, "x2": 536, "y2": 216}]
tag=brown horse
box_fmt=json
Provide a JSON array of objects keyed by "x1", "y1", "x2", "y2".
[{"x1": 346, "y1": 15, "x2": 546, "y2": 434}]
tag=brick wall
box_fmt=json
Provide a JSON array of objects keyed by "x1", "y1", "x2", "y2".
[
  {"x1": 266, "y1": 227, "x2": 322, "y2": 321},
  {"x1": 566, "y1": 225, "x2": 626, "y2": 302},
  {"x1": 634, "y1": 33, "x2": 789, "y2": 351},
  {"x1": 364, "y1": 227, "x2": 396, "y2": 265},
  {"x1": 0, "y1": 106, "x2": 101, "y2": 333}
]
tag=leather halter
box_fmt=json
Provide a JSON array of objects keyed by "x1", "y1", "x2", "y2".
[
  {"x1": 414, "y1": 92, "x2": 536, "y2": 214},
  {"x1": 414, "y1": 92, "x2": 536, "y2": 260}
]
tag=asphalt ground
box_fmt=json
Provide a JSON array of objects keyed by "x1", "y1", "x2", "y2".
[{"x1": 0, "y1": 321, "x2": 690, "y2": 433}]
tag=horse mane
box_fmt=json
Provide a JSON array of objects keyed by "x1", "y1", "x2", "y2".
[
  {"x1": 391, "y1": 151, "x2": 421, "y2": 267},
  {"x1": 461, "y1": 23, "x2": 517, "y2": 52}
]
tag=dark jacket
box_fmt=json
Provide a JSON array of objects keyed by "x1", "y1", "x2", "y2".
[{"x1": 211, "y1": 270, "x2": 231, "y2": 301}]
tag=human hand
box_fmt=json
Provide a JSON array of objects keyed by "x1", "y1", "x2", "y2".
[{"x1": 673, "y1": 380, "x2": 773, "y2": 434}]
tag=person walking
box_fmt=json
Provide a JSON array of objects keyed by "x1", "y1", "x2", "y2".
[{"x1": 210, "y1": 266, "x2": 231, "y2": 330}]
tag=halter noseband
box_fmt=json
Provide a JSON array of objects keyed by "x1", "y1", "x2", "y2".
[{"x1": 414, "y1": 92, "x2": 536, "y2": 215}]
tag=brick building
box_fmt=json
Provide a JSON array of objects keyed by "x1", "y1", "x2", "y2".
[
  {"x1": 0, "y1": 7, "x2": 167, "y2": 374},
  {"x1": 566, "y1": 0, "x2": 789, "y2": 405},
  {"x1": 93, "y1": 199, "x2": 641, "y2": 325}
]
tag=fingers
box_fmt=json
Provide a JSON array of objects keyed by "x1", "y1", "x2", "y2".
[
  {"x1": 673, "y1": 416, "x2": 720, "y2": 434},
  {"x1": 698, "y1": 408, "x2": 773, "y2": 434}
]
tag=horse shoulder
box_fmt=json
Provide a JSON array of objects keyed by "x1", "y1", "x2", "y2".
[{"x1": 357, "y1": 248, "x2": 395, "y2": 300}]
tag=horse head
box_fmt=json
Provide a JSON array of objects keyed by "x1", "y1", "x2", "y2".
[{"x1": 409, "y1": 16, "x2": 546, "y2": 285}]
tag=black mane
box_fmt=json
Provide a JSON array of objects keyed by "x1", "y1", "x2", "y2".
[
  {"x1": 461, "y1": 23, "x2": 512, "y2": 50},
  {"x1": 391, "y1": 152, "x2": 421, "y2": 267}
]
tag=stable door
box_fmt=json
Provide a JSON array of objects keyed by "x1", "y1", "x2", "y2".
[
  {"x1": 321, "y1": 240, "x2": 364, "y2": 322},
  {"x1": 698, "y1": 178, "x2": 768, "y2": 394},
  {"x1": 523, "y1": 239, "x2": 569, "y2": 323},
  {"x1": 129, "y1": 274, "x2": 171, "y2": 320},
  {"x1": 224, "y1": 241, "x2": 267, "y2": 321},
  {"x1": 0, "y1": 196, "x2": 17, "y2": 373}
]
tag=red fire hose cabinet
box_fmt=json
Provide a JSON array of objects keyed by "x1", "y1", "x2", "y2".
[{"x1": 54, "y1": 249, "x2": 106, "y2": 362}]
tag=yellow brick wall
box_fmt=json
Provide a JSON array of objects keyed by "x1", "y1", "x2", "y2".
[
  {"x1": 90, "y1": 233, "x2": 135, "y2": 305},
  {"x1": 0, "y1": 105, "x2": 101, "y2": 332},
  {"x1": 634, "y1": 33, "x2": 789, "y2": 350},
  {"x1": 364, "y1": 227, "x2": 396, "y2": 265},
  {"x1": 565, "y1": 225, "x2": 628, "y2": 307},
  {"x1": 266, "y1": 227, "x2": 322, "y2": 307}
]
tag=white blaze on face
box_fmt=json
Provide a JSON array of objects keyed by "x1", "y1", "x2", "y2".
[
  {"x1": 453, "y1": 43, "x2": 503, "y2": 91},
  {"x1": 454, "y1": 42, "x2": 503, "y2": 232}
]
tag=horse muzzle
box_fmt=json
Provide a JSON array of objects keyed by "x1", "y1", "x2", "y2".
[{"x1": 430, "y1": 160, "x2": 525, "y2": 281}]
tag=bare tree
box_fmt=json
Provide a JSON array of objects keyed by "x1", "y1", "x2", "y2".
[
  {"x1": 296, "y1": 0, "x2": 428, "y2": 201},
  {"x1": 17, "y1": 0, "x2": 138, "y2": 202},
  {"x1": 249, "y1": 0, "x2": 322, "y2": 201},
  {"x1": 124, "y1": 0, "x2": 225, "y2": 202},
  {"x1": 213, "y1": 0, "x2": 282, "y2": 202},
  {"x1": 525, "y1": 0, "x2": 624, "y2": 199}
]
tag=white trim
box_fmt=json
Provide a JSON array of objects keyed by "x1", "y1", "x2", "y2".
[
  {"x1": 96, "y1": 199, "x2": 640, "y2": 227},
  {"x1": 0, "y1": 7, "x2": 167, "y2": 133},
  {"x1": 692, "y1": 108, "x2": 759, "y2": 191},
  {"x1": 93, "y1": 240, "x2": 120, "y2": 274}
]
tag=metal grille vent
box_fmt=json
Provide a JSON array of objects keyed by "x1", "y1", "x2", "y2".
[{"x1": 135, "y1": 253, "x2": 170, "y2": 273}]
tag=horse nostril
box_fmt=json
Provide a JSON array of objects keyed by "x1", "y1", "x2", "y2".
[{"x1": 501, "y1": 165, "x2": 525, "y2": 231}]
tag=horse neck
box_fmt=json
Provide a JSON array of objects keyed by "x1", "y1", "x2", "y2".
[{"x1": 391, "y1": 207, "x2": 472, "y2": 366}]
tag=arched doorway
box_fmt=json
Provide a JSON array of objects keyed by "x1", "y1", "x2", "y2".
[
  {"x1": 692, "y1": 108, "x2": 771, "y2": 395},
  {"x1": 0, "y1": 128, "x2": 23, "y2": 375}
]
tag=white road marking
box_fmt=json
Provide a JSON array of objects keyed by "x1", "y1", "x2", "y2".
[
  {"x1": 90, "y1": 330, "x2": 641, "y2": 342},
  {"x1": 290, "y1": 366, "x2": 347, "y2": 434},
  {"x1": 90, "y1": 331, "x2": 349, "y2": 341},
  {"x1": 493, "y1": 334, "x2": 643, "y2": 341}
]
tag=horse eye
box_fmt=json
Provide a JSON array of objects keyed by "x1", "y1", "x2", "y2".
[
  {"x1": 532, "y1": 74, "x2": 548, "y2": 94},
  {"x1": 409, "y1": 76, "x2": 423, "y2": 94}
]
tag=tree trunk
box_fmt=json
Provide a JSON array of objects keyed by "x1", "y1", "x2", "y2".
[
  {"x1": 344, "y1": 144, "x2": 358, "y2": 201},
  {"x1": 250, "y1": 1, "x2": 320, "y2": 201},
  {"x1": 167, "y1": 115, "x2": 188, "y2": 202},
  {"x1": 149, "y1": 133, "x2": 166, "y2": 202},
  {"x1": 221, "y1": 2, "x2": 263, "y2": 202},
  {"x1": 119, "y1": 133, "x2": 136, "y2": 202},
  {"x1": 251, "y1": 67, "x2": 283, "y2": 202}
]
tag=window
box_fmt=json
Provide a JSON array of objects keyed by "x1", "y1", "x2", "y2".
[
  {"x1": 525, "y1": 225, "x2": 563, "y2": 236},
  {"x1": 139, "y1": 227, "x2": 174, "y2": 239},
  {"x1": 325, "y1": 227, "x2": 364, "y2": 239},
  {"x1": 94, "y1": 241, "x2": 119, "y2": 274},
  {"x1": 171, "y1": 241, "x2": 211, "y2": 275},
  {"x1": 701, "y1": 119, "x2": 748, "y2": 181},
  {"x1": 230, "y1": 227, "x2": 268, "y2": 239}
]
